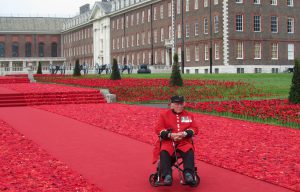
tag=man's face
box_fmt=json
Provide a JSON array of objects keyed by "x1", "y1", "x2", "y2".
[{"x1": 172, "y1": 102, "x2": 184, "y2": 113}]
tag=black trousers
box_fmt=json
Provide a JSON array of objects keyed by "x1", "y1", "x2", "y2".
[{"x1": 160, "y1": 149, "x2": 195, "y2": 177}]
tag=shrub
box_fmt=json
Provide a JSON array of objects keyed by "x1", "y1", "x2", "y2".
[
  {"x1": 37, "y1": 62, "x2": 42, "y2": 74},
  {"x1": 110, "y1": 58, "x2": 121, "y2": 80},
  {"x1": 73, "y1": 59, "x2": 81, "y2": 76},
  {"x1": 170, "y1": 53, "x2": 183, "y2": 86},
  {"x1": 288, "y1": 59, "x2": 300, "y2": 104}
]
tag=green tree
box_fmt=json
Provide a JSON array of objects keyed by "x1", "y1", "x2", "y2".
[
  {"x1": 110, "y1": 58, "x2": 121, "y2": 80},
  {"x1": 37, "y1": 61, "x2": 42, "y2": 74},
  {"x1": 73, "y1": 59, "x2": 81, "y2": 76},
  {"x1": 169, "y1": 53, "x2": 183, "y2": 86},
  {"x1": 288, "y1": 59, "x2": 300, "y2": 104}
]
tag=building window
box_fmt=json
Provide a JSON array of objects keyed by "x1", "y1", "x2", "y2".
[
  {"x1": 178, "y1": 47, "x2": 182, "y2": 62},
  {"x1": 161, "y1": 27, "x2": 164, "y2": 42},
  {"x1": 236, "y1": 0, "x2": 243, "y2": 3},
  {"x1": 0, "y1": 42, "x2": 5, "y2": 57},
  {"x1": 214, "y1": 0, "x2": 218, "y2": 5},
  {"x1": 136, "y1": 33, "x2": 140, "y2": 46},
  {"x1": 271, "y1": 16, "x2": 278, "y2": 33},
  {"x1": 136, "y1": 12, "x2": 140, "y2": 24},
  {"x1": 204, "y1": 18, "x2": 208, "y2": 34},
  {"x1": 154, "y1": 7, "x2": 157, "y2": 20},
  {"x1": 51, "y1": 42, "x2": 57, "y2": 57},
  {"x1": 236, "y1": 14, "x2": 243, "y2": 31},
  {"x1": 186, "y1": 47, "x2": 190, "y2": 62},
  {"x1": 148, "y1": 9, "x2": 151, "y2": 22},
  {"x1": 12, "y1": 42, "x2": 19, "y2": 57},
  {"x1": 204, "y1": 0, "x2": 208, "y2": 7},
  {"x1": 254, "y1": 0, "x2": 260, "y2": 4},
  {"x1": 161, "y1": 50, "x2": 165, "y2": 64},
  {"x1": 186, "y1": 0, "x2": 190, "y2": 12},
  {"x1": 148, "y1": 31, "x2": 151, "y2": 44},
  {"x1": 177, "y1": 0, "x2": 181, "y2": 14},
  {"x1": 237, "y1": 42, "x2": 243, "y2": 59},
  {"x1": 287, "y1": 0, "x2": 293, "y2": 6},
  {"x1": 168, "y1": 3, "x2": 172, "y2": 17},
  {"x1": 254, "y1": 15, "x2": 261, "y2": 32},
  {"x1": 186, "y1": 24, "x2": 189, "y2": 37},
  {"x1": 38, "y1": 42, "x2": 44, "y2": 57},
  {"x1": 195, "y1": 46, "x2": 199, "y2": 61},
  {"x1": 168, "y1": 26, "x2": 172, "y2": 38},
  {"x1": 288, "y1": 44, "x2": 294, "y2": 60},
  {"x1": 205, "y1": 44, "x2": 209, "y2": 60},
  {"x1": 154, "y1": 51, "x2": 157, "y2": 64},
  {"x1": 195, "y1": 0, "x2": 199, "y2": 9},
  {"x1": 160, "y1": 5, "x2": 164, "y2": 19},
  {"x1": 214, "y1": 16, "x2": 219, "y2": 33},
  {"x1": 139, "y1": 12, "x2": 143, "y2": 24},
  {"x1": 215, "y1": 43, "x2": 220, "y2": 60},
  {"x1": 24, "y1": 42, "x2": 31, "y2": 57},
  {"x1": 287, "y1": 18, "x2": 294, "y2": 33},
  {"x1": 271, "y1": 0, "x2": 277, "y2": 5},
  {"x1": 126, "y1": 15, "x2": 129, "y2": 27},
  {"x1": 271, "y1": 43, "x2": 278, "y2": 60},
  {"x1": 195, "y1": 23, "x2": 199, "y2": 36},
  {"x1": 254, "y1": 42, "x2": 261, "y2": 59},
  {"x1": 154, "y1": 30, "x2": 157, "y2": 43},
  {"x1": 178, "y1": 24, "x2": 182, "y2": 38}
]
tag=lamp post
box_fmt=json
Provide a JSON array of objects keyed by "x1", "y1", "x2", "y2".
[
  {"x1": 181, "y1": 0, "x2": 185, "y2": 74},
  {"x1": 209, "y1": 0, "x2": 213, "y2": 74}
]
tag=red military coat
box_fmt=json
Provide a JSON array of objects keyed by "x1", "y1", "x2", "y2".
[{"x1": 153, "y1": 109, "x2": 199, "y2": 163}]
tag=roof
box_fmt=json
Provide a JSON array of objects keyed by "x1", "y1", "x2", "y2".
[
  {"x1": 0, "y1": 17, "x2": 70, "y2": 33},
  {"x1": 96, "y1": 1, "x2": 112, "y2": 14}
]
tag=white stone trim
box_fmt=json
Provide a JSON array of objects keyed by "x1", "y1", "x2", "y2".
[{"x1": 222, "y1": 0, "x2": 229, "y2": 66}]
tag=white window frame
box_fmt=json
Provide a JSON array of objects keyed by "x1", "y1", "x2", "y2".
[
  {"x1": 271, "y1": 43, "x2": 278, "y2": 60},
  {"x1": 237, "y1": 42, "x2": 244, "y2": 59},
  {"x1": 236, "y1": 14, "x2": 243, "y2": 31},
  {"x1": 195, "y1": 46, "x2": 199, "y2": 61},
  {"x1": 254, "y1": 42, "x2": 261, "y2": 59},
  {"x1": 288, "y1": 44, "x2": 294, "y2": 60},
  {"x1": 287, "y1": 18, "x2": 294, "y2": 33}
]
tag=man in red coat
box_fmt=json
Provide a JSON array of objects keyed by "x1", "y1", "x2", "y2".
[{"x1": 155, "y1": 95, "x2": 198, "y2": 186}]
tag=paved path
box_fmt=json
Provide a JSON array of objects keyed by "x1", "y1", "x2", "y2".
[{"x1": 0, "y1": 106, "x2": 293, "y2": 192}]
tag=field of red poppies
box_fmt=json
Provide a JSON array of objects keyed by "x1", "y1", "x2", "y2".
[
  {"x1": 0, "y1": 120, "x2": 102, "y2": 191},
  {"x1": 34, "y1": 75, "x2": 300, "y2": 128},
  {"x1": 35, "y1": 76, "x2": 268, "y2": 102},
  {"x1": 35, "y1": 103, "x2": 300, "y2": 192},
  {"x1": 186, "y1": 99, "x2": 300, "y2": 128}
]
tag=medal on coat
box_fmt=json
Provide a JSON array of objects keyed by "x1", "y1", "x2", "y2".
[{"x1": 181, "y1": 116, "x2": 192, "y2": 123}]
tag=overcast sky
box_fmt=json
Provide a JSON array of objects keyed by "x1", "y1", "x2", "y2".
[{"x1": 0, "y1": 0, "x2": 96, "y2": 17}]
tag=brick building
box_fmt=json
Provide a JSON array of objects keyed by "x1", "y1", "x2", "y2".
[
  {"x1": 0, "y1": 0, "x2": 299, "y2": 74},
  {"x1": 0, "y1": 17, "x2": 67, "y2": 73},
  {"x1": 110, "y1": 0, "x2": 299, "y2": 73}
]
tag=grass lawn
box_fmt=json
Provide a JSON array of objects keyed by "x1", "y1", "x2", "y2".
[{"x1": 81, "y1": 73, "x2": 293, "y2": 99}]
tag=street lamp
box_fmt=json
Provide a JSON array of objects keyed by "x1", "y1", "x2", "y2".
[
  {"x1": 181, "y1": 0, "x2": 185, "y2": 74},
  {"x1": 209, "y1": 0, "x2": 213, "y2": 74}
]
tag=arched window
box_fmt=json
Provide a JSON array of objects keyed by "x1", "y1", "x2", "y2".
[
  {"x1": 39, "y1": 42, "x2": 44, "y2": 57},
  {"x1": 12, "y1": 42, "x2": 19, "y2": 57},
  {"x1": 0, "y1": 42, "x2": 5, "y2": 57},
  {"x1": 51, "y1": 42, "x2": 58, "y2": 57},
  {"x1": 25, "y1": 42, "x2": 32, "y2": 57}
]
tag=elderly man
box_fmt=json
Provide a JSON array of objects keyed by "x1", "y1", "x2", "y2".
[{"x1": 155, "y1": 95, "x2": 198, "y2": 186}]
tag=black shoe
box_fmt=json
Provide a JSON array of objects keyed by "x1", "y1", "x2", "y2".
[
  {"x1": 184, "y1": 172, "x2": 196, "y2": 185},
  {"x1": 163, "y1": 174, "x2": 172, "y2": 186}
]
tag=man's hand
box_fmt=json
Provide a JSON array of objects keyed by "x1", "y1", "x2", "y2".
[{"x1": 170, "y1": 132, "x2": 186, "y2": 141}]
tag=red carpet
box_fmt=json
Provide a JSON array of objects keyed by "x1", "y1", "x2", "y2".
[{"x1": 0, "y1": 106, "x2": 293, "y2": 192}]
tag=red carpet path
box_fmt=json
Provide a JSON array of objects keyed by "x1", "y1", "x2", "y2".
[{"x1": 0, "y1": 106, "x2": 294, "y2": 192}]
